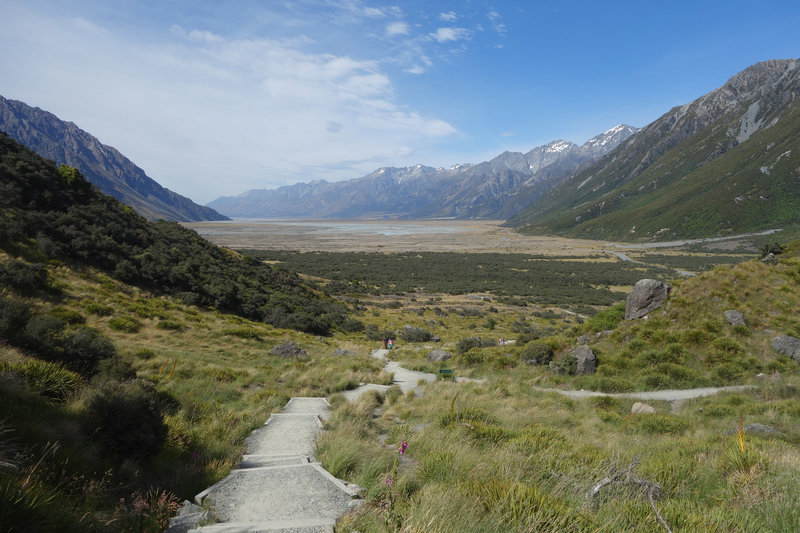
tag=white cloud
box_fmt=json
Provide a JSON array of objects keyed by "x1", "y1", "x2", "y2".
[
  {"x1": 0, "y1": 6, "x2": 457, "y2": 202},
  {"x1": 404, "y1": 64, "x2": 425, "y2": 74},
  {"x1": 439, "y1": 11, "x2": 457, "y2": 22},
  {"x1": 386, "y1": 21, "x2": 409, "y2": 36},
  {"x1": 488, "y1": 10, "x2": 501, "y2": 21},
  {"x1": 430, "y1": 27, "x2": 469, "y2": 43}
]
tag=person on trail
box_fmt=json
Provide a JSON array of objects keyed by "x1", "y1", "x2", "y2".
[
  {"x1": 383, "y1": 336, "x2": 389, "y2": 349},
  {"x1": 388, "y1": 338, "x2": 394, "y2": 350}
]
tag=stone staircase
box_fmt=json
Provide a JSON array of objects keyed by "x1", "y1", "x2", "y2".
[{"x1": 168, "y1": 398, "x2": 363, "y2": 533}]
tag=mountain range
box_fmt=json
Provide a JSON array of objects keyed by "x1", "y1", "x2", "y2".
[
  {"x1": 207, "y1": 125, "x2": 639, "y2": 220},
  {"x1": 3, "y1": 58, "x2": 798, "y2": 241},
  {"x1": 0, "y1": 96, "x2": 228, "y2": 222},
  {"x1": 209, "y1": 58, "x2": 800, "y2": 242}
]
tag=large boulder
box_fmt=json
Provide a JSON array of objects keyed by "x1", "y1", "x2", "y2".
[
  {"x1": 724, "y1": 310, "x2": 746, "y2": 327},
  {"x1": 625, "y1": 279, "x2": 671, "y2": 319},
  {"x1": 270, "y1": 341, "x2": 309, "y2": 360},
  {"x1": 572, "y1": 345, "x2": 597, "y2": 375},
  {"x1": 771, "y1": 335, "x2": 800, "y2": 362},
  {"x1": 427, "y1": 349, "x2": 452, "y2": 362}
]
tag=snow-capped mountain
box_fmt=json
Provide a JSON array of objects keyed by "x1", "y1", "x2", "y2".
[{"x1": 207, "y1": 124, "x2": 639, "y2": 219}]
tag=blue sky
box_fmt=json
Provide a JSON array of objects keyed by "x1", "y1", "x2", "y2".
[{"x1": 1, "y1": 1, "x2": 798, "y2": 204}]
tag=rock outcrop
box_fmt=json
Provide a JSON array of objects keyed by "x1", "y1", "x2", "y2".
[
  {"x1": 270, "y1": 341, "x2": 309, "y2": 360},
  {"x1": 724, "y1": 310, "x2": 746, "y2": 326},
  {"x1": 625, "y1": 279, "x2": 671, "y2": 319},
  {"x1": 572, "y1": 345, "x2": 597, "y2": 374},
  {"x1": 427, "y1": 349, "x2": 452, "y2": 362},
  {"x1": 771, "y1": 335, "x2": 800, "y2": 362}
]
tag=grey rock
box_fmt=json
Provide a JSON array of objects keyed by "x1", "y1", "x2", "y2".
[
  {"x1": 762, "y1": 252, "x2": 778, "y2": 264},
  {"x1": 724, "y1": 310, "x2": 746, "y2": 327},
  {"x1": 166, "y1": 501, "x2": 209, "y2": 533},
  {"x1": 572, "y1": 345, "x2": 597, "y2": 375},
  {"x1": 427, "y1": 349, "x2": 452, "y2": 362},
  {"x1": 625, "y1": 279, "x2": 671, "y2": 319},
  {"x1": 401, "y1": 325, "x2": 439, "y2": 342},
  {"x1": 577, "y1": 334, "x2": 589, "y2": 345},
  {"x1": 270, "y1": 341, "x2": 309, "y2": 360},
  {"x1": 332, "y1": 348, "x2": 355, "y2": 357},
  {"x1": 745, "y1": 423, "x2": 782, "y2": 435},
  {"x1": 771, "y1": 335, "x2": 800, "y2": 361},
  {"x1": 727, "y1": 423, "x2": 783, "y2": 436},
  {"x1": 631, "y1": 402, "x2": 656, "y2": 414}
]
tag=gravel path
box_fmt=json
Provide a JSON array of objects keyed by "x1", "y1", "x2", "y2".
[
  {"x1": 532, "y1": 385, "x2": 755, "y2": 401},
  {"x1": 341, "y1": 349, "x2": 436, "y2": 401},
  {"x1": 174, "y1": 397, "x2": 362, "y2": 533}
]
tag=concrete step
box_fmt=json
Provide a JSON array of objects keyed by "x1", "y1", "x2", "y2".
[
  {"x1": 191, "y1": 517, "x2": 336, "y2": 532},
  {"x1": 238, "y1": 454, "x2": 312, "y2": 469}
]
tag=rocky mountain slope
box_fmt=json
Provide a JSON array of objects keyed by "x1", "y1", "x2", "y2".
[
  {"x1": 509, "y1": 58, "x2": 800, "y2": 241},
  {"x1": 208, "y1": 125, "x2": 638, "y2": 219},
  {"x1": 0, "y1": 96, "x2": 228, "y2": 222}
]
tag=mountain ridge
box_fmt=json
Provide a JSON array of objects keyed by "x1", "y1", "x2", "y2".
[
  {"x1": 207, "y1": 124, "x2": 639, "y2": 219},
  {"x1": 0, "y1": 95, "x2": 229, "y2": 222},
  {"x1": 507, "y1": 58, "x2": 800, "y2": 241}
]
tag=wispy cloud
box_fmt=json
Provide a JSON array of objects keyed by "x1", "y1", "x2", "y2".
[
  {"x1": 386, "y1": 21, "x2": 409, "y2": 36},
  {"x1": 439, "y1": 11, "x2": 457, "y2": 22},
  {"x1": 430, "y1": 27, "x2": 470, "y2": 43},
  {"x1": 0, "y1": 4, "x2": 457, "y2": 201}
]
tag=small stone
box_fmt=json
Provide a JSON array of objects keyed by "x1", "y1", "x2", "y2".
[
  {"x1": 427, "y1": 349, "x2": 452, "y2": 362},
  {"x1": 270, "y1": 341, "x2": 309, "y2": 359},
  {"x1": 631, "y1": 402, "x2": 656, "y2": 414},
  {"x1": 724, "y1": 310, "x2": 746, "y2": 326},
  {"x1": 762, "y1": 252, "x2": 778, "y2": 265}
]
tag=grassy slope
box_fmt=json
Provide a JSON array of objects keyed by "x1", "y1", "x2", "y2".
[
  {"x1": 317, "y1": 251, "x2": 800, "y2": 532},
  {"x1": 514, "y1": 99, "x2": 800, "y2": 241},
  {"x1": 0, "y1": 259, "x2": 388, "y2": 531}
]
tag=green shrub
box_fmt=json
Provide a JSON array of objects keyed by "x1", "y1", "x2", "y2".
[
  {"x1": 549, "y1": 353, "x2": 577, "y2": 375},
  {"x1": 108, "y1": 316, "x2": 142, "y2": 333},
  {"x1": 456, "y1": 337, "x2": 480, "y2": 355},
  {"x1": 340, "y1": 318, "x2": 365, "y2": 333},
  {"x1": 630, "y1": 414, "x2": 689, "y2": 434},
  {"x1": 156, "y1": 319, "x2": 184, "y2": 331},
  {"x1": 0, "y1": 260, "x2": 49, "y2": 294},
  {"x1": 519, "y1": 342, "x2": 554, "y2": 365},
  {"x1": 47, "y1": 307, "x2": 85, "y2": 325},
  {"x1": 585, "y1": 302, "x2": 625, "y2": 332},
  {"x1": 588, "y1": 395, "x2": 622, "y2": 411},
  {"x1": 83, "y1": 302, "x2": 115, "y2": 316},
  {"x1": 83, "y1": 379, "x2": 168, "y2": 460},
  {"x1": 2, "y1": 359, "x2": 83, "y2": 401},
  {"x1": 64, "y1": 327, "x2": 117, "y2": 375},
  {"x1": 584, "y1": 376, "x2": 634, "y2": 393},
  {"x1": 400, "y1": 326, "x2": 433, "y2": 343},
  {"x1": 0, "y1": 296, "x2": 30, "y2": 342}
]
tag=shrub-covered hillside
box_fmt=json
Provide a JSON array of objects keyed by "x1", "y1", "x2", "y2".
[{"x1": 0, "y1": 133, "x2": 350, "y2": 335}]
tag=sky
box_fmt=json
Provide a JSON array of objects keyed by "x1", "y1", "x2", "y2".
[{"x1": 1, "y1": 1, "x2": 798, "y2": 204}]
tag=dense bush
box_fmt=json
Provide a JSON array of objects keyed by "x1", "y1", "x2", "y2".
[
  {"x1": 519, "y1": 342, "x2": 554, "y2": 365},
  {"x1": 0, "y1": 260, "x2": 49, "y2": 294},
  {"x1": 83, "y1": 379, "x2": 168, "y2": 460},
  {"x1": 400, "y1": 326, "x2": 434, "y2": 342},
  {"x1": 0, "y1": 134, "x2": 350, "y2": 335},
  {"x1": 0, "y1": 296, "x2": 116, "y2": 376},
  {"x1": 584, "y1": 302, "x2": 625, "y2": 332}
]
